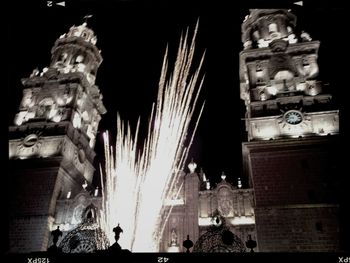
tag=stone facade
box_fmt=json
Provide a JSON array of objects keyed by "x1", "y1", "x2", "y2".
[
  {"x1": 240, "y1": 9, "x2": 341, "y2": 252},
  {"x1": 159, "y1": 169, "x2": 256, "y2": 252},
  {"x1": 8, "y1": 8, "x2": 341, "y2": 253},
  {"x1": 8, "y1": 22, "x2": 106, "y2": 253}
]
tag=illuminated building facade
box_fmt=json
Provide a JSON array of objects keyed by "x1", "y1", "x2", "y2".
[
  {"x1": 240, "y1": 9, "x2": 340, "y2": 251},
  {"x1": 159, "y1": 164, "x2": 256, "y2": 252},
  {"x1": 8, "y1": 8, "x2": 341, "y2": 253},
  {"x1": 8, "y1": 22, "x2": 106, "y2": 252}
]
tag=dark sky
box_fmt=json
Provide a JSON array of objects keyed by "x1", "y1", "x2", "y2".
[{"x1": 7, "y1": 0, "x2": 347, "y2": 186}]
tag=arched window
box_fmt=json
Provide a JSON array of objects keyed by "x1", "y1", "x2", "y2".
[
  {"x1": 59, "y1": 53, "x2": 68, "y2": 63},
  {"x1": 37, "y1": 98, "x2": 54, "y2": 118}
]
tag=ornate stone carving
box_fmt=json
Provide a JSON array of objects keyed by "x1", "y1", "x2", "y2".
[{"x1": 217, "y1": 187, "x2": 233, "y2": 217}]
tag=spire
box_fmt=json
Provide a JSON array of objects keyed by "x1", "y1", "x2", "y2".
[
  {"x1": 188, "y1": 158, "x2": 197, "y2": 173},
  {"x1": 206, "y1": 180, "x2": 211, "y2": 190},
  {"x1": 83, "y1": 14, "x2": 93, "y2": 24},
  {"x1": 241, "y1": 9, "x2": 297, "y2": 49},
  {"x1": 221, "y1": 171, "x2": 226, "y2": 181},
  {"x1": 82, "y1": 180, "x2": 88, "y2": 190},
  {"x1": 48, "y1": 18, "x2": 103, "y2": 86},
  {"x1": 199, "y1": 167, "x2": 207, "y2": 182},
  {"x1": 238, "y1": 177, "x2": 242, "y2": 189}
]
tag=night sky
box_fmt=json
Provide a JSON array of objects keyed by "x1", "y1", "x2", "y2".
[{"x1": 7, "y1": 0, "x2": 347, "y2": 187}]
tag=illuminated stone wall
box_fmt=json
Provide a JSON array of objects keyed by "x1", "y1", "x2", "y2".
[
  {"x1": 240, "y1": 9, "x2": 341, "y2": 252},
  {"x1": 160, "y1": 171, "x2": 256, "y2": 252},
  {"x1": 242, "y1": 135, "x2": 341, "y2": 251},
  {"x1": 255, "y1": 206, "x2": 339, "y2": 251},
  {"x1": 8, "y1": 159, "x2": 61, "y2": 252},
  {"x1": 8, "y1": 22, "x2": 106, "y2": 253}
]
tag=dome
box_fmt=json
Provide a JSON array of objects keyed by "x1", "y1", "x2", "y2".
[
  {"x1": 193, "y1": 215, "x2": 246, "y2": 252},
  {"x1": 58, "y1": 206, "x2": 109, "y2": 253}
]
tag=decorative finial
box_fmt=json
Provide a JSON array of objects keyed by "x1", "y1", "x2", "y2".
[
  {"x1": 188, "y1": 158, "x2": 197, "y2": 173},
  {"x1": 301, "y1": 31, "x2": 312, "y2": 41},
  {"x1": 238, "y1": 177, "x2": 242, "y2": 189},
  {"x1": 200, "y1": 167, "x2": 207, "y2": 182},
  {"x1": 113, "y1": 223, "x2": 123, "y2": 243},
  {"x1": 94, "y1": 186, "x2": 99, "y2": 197},
  {"x1": 183, "y1": 235, "x2": 193, "y2": 253},
  {"x1": 246, "y1": 235, "x2": 257, "y2": 252},
  {"x1": 221, "y1": 171, "x2": 226, "y2": 181},
  {"x1": 82, "y1": 180, "x2": 88, "y2": 189},
  {"x1": 202, "y1": 172, "x2": 207, "y2": 182},
  {"x1": 206, "y1": 180, "x2": 210, "y2": 190},
  {"x1": 113, "y1": 223, "x2": 123, "y2": 235},
  {"x1": 83, "y1": 14, "x2": 93, "y2": 25},
  {"x1": 30, "y1": 68, "x2": 39, "y2": 78}
]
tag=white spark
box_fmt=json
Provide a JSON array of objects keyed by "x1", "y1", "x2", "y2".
[{"x1": 100, "y1": 21, "x2": 205, "y2": 252}]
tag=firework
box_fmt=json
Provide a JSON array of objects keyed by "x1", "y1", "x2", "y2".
[{"x1": 100, "y1": 21, "x2": 205, "y2": 252}]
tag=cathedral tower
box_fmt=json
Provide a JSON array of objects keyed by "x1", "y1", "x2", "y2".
[
  {"x1": 240, "y1": 9, "x2": 340, "y2": 251},
  {"x1": 8, "y1": 22, "x2": 106, "y2": 252}
]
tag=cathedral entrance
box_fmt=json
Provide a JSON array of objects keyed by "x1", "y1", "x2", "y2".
[
  {"x1": 193, "y1": 212, "x2": 245, "y2": 252},
  {"x1": 58, "y1": 205, "x2": 109, "y2": 253}
]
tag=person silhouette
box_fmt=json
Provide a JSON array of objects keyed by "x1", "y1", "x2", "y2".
[{"x1": 51, "y1": 226, "x2": 63, "y2": 246}]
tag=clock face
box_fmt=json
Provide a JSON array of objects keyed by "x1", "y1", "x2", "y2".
[{"x1": 284, "y1": 110, "x2": 303, "y2": 125}]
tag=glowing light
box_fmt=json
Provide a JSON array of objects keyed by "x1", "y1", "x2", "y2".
[
  {"x1": 266, "y1": 85, "x2": 277, "y2": 95},
  {"x1": 164, "y1": 199, "x2": 185, "y2": 206},
  {"x1": 199, "y1": 215, "x2": 255, "y2": 226},
  {"x1": 15, "y1": 117, "x2": 23, "y2": 126},
  {"x1": 259, "y1": 91, "x2": 267, "y2": 101},
  {"x1": 221, "y1": 172, "x2": 226, "y2": 181},
  {"x1": 48, "y1": 108, "x2": 58, "y2": 119},
  {"x1": 167, "y1": 246, "x2": 180, "y2": 252},
  {"x1": 238, "y1": 178, "x2": 242, "y2": 189},
  {"x1": 94, "y1": 187, "x2": 99, "y2": 197},
  {"x1": 188, "y1": 160, "x2": 197, "y2": 173},
  {"x1": 229, "y1": 216, "x2": 255, "y2": 225},
  {"x1": 100, "y1": 23, "x2": 205, "y2": 252},
  {"x1": 66, "y1": 191, "x2": 71, "y2": 199},
  {"x1": 56, "y1": 98, "x2": 64, "y2": 105},
  {"x1": 15, "y1": 112, "x2": 26, "y2": 126},
  {"x1": 82, "y1": 180, "x2": 88, "y2": 189},
  {"x1": 253, "y1": 121, "x2": 278, "y2": 139},
  {"x1": 296, "y1": 82, "x2": 306, "y2": 91},
  {"x1": 52, "y1": 115, "x2": 62, "y2": 123},
  {"x1": 206, "y1": 181, "x2": 211, "y2": 190},
  {"x1": 198, "y1": 217, "x2": 212, "y2": 226},
  {"x1": 72, "y1": 112, "x2": 82, "y2": 128}
]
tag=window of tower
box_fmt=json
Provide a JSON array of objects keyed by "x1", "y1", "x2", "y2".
[
  {"x1": 72, "y1": 112, "x2": 82, "y2": 129},
  {"x1": 37, "y1": 98, "x2": 54, "y2": 118},
  {"x1": 78, "y1": 149, "x2": 86, "y2": 163},
  {"x1": 252, "y1": 30, "x2": 260, "y2": 40},
  {"x1": 59, "y1": 53, "x2": 68, "y2": 62},
  {"x1": 91, "y1": 67, "x2": 97, "y2": 76}
]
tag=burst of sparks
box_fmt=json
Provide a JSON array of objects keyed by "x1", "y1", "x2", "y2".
[{"x1": 100, "y1": 22, "x2": 205, "y2": 252}]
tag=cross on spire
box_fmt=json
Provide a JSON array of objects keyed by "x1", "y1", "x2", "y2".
[{"x1": 83, "y1": 14, "x2": 93, "y2": 24}]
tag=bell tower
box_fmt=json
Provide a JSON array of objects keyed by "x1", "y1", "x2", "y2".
[
  {"x1": 8, "y1": 21, "x2": 106, "y2": 252},
  {"x1": 240, "y1": 10, "x2": 340, "y2": 251}
]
